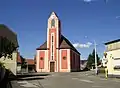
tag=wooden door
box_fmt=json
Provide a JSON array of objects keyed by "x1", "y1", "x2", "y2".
[{"x1": 50, "y1": 62, "x2": 55, "y2": 72}]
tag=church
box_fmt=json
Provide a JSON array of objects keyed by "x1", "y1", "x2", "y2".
[{"x1": 36, "y1": 12, "x2": 80, "y2": 72}]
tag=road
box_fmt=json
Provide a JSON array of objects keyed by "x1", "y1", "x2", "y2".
[{"x1": 11, "y1": 71, "x2": 120, "y2": 88}]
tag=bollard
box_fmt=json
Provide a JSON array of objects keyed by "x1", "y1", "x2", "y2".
[{"x1": 105, "y1": 68, "x2": 108, "y2": 79}]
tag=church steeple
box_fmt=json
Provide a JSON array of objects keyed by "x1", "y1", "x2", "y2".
[
  {"x1": 49, "y1": 12, "x2": 58, "y2": 19},
  {"x1": 48, "y1": 12, "x2": 60, "y2": 29},
  {"x1": 47, "y1": 11, "x2": 61, "y2": 51}
]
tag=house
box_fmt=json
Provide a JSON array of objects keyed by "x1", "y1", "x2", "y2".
[
  {"x1": 26, "y1": 59, "x2": 35, "y2": 72},
  {"x1": 80, "y1": 60, "x2": 88, "y2": 70},
  {"x1": 36, "y1": 12, "x2": 81, "y2": 72},
  {"x1": 17, "y1": 52, "x2": 22, "y2": 73},
  {"x1": 104, "y1": 39, "x2": 120, "y2": 77},
  {"x1": 0, "y1": 24, "x2": 19, "y2": 75},
  {"x1": 34, "y1": 55, "x2": 37, "y2": 72}
]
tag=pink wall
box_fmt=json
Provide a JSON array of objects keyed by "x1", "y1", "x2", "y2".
[
  {"x1": 39, "y1": 51, "x2": 45, "y2": 69},
  {"x1": 70, "y1": 50, "x2": 73, "y2": 69},
  {"x1": 48, "y1": 28, "x2": 57, "y2": 61},
  {"x1": 61, "y1": 50, "x2": 68, "y2": 69},
  {"x1": 70, "y1": 50, "x2": 80, "y2": 71},
  {"x1": 48, "y1": 28, "x2": 57, "y2": 71}
]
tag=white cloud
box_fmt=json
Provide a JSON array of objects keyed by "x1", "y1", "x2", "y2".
[
  {"x1": 116, "y1": 16, "x2": 120, "y2": 19},
  {"x1": 84, "y1": 0, "x2": 92, "y2": 2},
  {"x1": 83, "y1": 0, "x2": 97, "y2": 2},
  {"x1": 73, "y1": 42, "x2": 93, "y2": 48},
  {"x1": 83, "y1": 0, "x2": 109, "y2": 3}
]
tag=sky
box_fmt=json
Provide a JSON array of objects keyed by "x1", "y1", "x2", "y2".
[{"x1": 0, "y1": 0, "x2": 120, "y2": 59}]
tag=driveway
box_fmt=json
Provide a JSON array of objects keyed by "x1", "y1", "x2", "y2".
[{"x1": 11, "y1": 71, "x2": 120, "y2": 88}]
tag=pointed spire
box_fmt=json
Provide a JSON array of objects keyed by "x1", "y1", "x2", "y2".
[{"x1": 49, "y1": 11, "x2": 58, "y2": 19}]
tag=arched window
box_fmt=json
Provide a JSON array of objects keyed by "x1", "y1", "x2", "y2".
[{"x1": 51, "y1": 19, "x2": 55, "y2": 27}]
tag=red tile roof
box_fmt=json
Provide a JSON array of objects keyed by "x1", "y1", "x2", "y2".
[
  {"x1": 36, "y1": 35, "x2": 80, "y2": 54},
  {"x1": 26, "y1": 59, "x2": 34, "y2": 65},
  {"x1": 17, "y1": 52, "x2": 22, "y2": 63}
]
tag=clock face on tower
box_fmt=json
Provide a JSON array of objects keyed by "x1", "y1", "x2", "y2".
[{"x1": 51, "y1": 19, "x2": 55, "y2": 27}]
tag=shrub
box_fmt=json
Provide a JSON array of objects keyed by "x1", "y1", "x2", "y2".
[
  {"x1": 99, "y1": 67, "x2": 105, "y2": 73},
  {"x1": 0, "y1": 62, "x2": 5, "y2": 68}
]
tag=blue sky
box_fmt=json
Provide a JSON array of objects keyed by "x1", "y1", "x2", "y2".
[{"x1": 0, "y1": 0, "x2": 120, "y2": 59}]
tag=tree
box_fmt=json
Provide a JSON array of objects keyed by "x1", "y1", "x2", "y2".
[
  {"x1": 86, "y1": 49, "x2": 100, "y2": 69},
  {"x1": 20, "y1": 56, "x2": 27, "y2": 68},
  {"x1": 0, "y1": 37, "x2": 17, "y2": 59}
]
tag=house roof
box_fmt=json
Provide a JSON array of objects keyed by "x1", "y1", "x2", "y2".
[
  {"x1": 0, "y1": 24, "x2": 19, "y2": 48},
  {"x1": 26, "y1": 59, "x2": 35, "y2": 65},
  {"x1": 105, "y1": 39, "x2": 120, "y2": 45},
  {"x1": 17, "y1": 52, "x2": 22, "y2": 64},
  {"x1": 36, "y1": 35, "x2": 80, "y2": 54},
  {"x1": 81, "y1": 60, "x2": 87, "y2": 65}
]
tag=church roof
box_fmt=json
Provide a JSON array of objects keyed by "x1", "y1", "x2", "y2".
[
  {"x1": 36, "y1": 41, "x2": 47, "y2": 50},
  {"x1": 60, "y1": 35, "x2": 80, "y2": 54},
  {"x1": 36, "y1": 35, "x2": 80, "y2": 54}
]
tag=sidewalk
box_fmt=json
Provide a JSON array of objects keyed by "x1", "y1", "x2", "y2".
[
  {"x1": 0, "y1": 70, "x2": 12, "y2": 88},
  {"x1": 86, "y1": 70, "x2": 108, "y2": 79}
]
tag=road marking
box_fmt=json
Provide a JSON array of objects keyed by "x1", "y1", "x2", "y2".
[
  {"x1": 17, "y1": 81, "x2": 28, "y2": 84},
  {"x1": 72, "y1": 78, "x2": 78, "y2": 80},
  {"x1": 20, "y1": 83, "x2": 38, "y2": 87},
  {"x1": 100, "y1": 78, "x2": 107, "y2": 81},
  {"x1": 17, "y1": 81, "x2": 38, "y2": 88},
  {"x1": 72, "y1": 77, "x2": 94, "y2": 84},
  {"x1": 88, "y1": 76, "x2": 94, "y2": 78},
  {"x1": 92, "y1": 85, "x2": 101, "y2": 87},
  {"x1": 79, "y1": 79, "x2": 94, "y2": 83}
]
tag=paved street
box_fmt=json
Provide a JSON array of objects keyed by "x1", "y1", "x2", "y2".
[{"x1": 11, "y1": 71, "x2": 120, "y2": 88}]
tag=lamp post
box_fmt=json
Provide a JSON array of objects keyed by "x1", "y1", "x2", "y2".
[
  {"x1": 94, "y1": 40, "x2": 98, "y2": 75},
  {"x1": 84, "y1": 36, "x2": 98, "y2": 75}
]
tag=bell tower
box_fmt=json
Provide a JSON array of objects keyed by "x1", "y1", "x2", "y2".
[
  {"x1": 47, "y1": 12, "x2": 61, "y2": 48},
  {"x1": 47, "y1": 12, "x2": 61, "y2": 72}
]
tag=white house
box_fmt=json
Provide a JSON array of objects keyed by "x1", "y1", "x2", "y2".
[{"x1": 104, "y1": 39, "x2": 120, "y2": 77}]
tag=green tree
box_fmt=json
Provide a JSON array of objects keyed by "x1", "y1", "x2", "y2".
[
  {"x1": 0, "y1": 37, "x2": 17, "y2": 59},
  {"x1": 20, "y1": 55, "x2": 27, "y2": 68},
  {"x1": 86, "y1": 49, "x2": 100, "y2": 69}
]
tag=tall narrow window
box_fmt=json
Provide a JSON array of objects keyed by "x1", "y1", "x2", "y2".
[
  {"x1": 52, "y1": 45, "x2": 53, "y2": 55},
  {"x1": 51, "y1": 56, "x2": 53, "y2": 60},
  {"x1": 52, "y1": 36, "x2": 53, "y2": 42},
  {"x1": 51, "y1": 35, "x2": 54, "y2": 60},
  {"x1": 51, "y1": 19, "x2": 55, "y2": 27}
]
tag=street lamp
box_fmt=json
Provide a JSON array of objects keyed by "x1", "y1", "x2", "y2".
[{"x1": 84, "y1": 36, "x2": 98, "y2": 75}]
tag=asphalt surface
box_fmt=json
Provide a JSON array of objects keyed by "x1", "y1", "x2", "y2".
[{"x1": 10, "y1": 71, "x2": 120, "y2": 88}]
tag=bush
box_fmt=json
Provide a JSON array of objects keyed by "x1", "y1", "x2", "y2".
[
  {"x1": 99, "y1": 67, "x2": 105, "y2": 73},
  {"x1": 0, "y1": 62, "x2": 5, "y2": 68}
]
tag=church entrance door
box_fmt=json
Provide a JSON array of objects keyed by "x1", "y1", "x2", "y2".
[{"x1": 50, "y1": 62, "x2": 55, "y2": 72}]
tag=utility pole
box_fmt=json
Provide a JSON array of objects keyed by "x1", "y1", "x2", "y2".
[
  {"x1": 94, "y1": 40, "x2": 98, "y2": 75},
  {"x1": 26, "y1": 62, "x2": 28, "y2": 73},
  {"x1": 84, "y1": 36, "x2": 98, "y2": 75}
]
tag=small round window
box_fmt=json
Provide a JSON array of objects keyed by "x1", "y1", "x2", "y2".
[
  {"x1": 63, "y1": 56, "x2": 66, "y2": 60},
  {"x1": 40, "y1": 57, "x2": 44, "y2": 60}
]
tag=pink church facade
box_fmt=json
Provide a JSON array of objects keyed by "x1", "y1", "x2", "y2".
[{"x1": 36, "y1": 12, "x2": 80, "y2": 72}]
